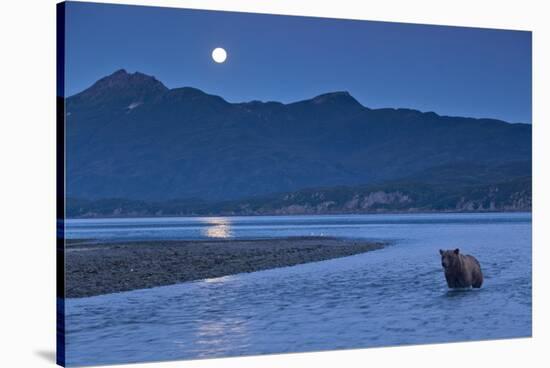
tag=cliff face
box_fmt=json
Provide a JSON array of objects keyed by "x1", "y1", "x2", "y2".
[
  {"x1": 228, "y1": 179, "x2": 531, "y2": 216},
  {"x1": 261, "y1": 190, "x2": 531, "y2": 215},
  {"x1": 67, "y1": 177, "x2": 531, "y2": 218},
  {"x1": 454, "y1": 187, "x2": 531, "y2": 212},
  {"x1": 263, "y1": 191, "x2": 414, "y2": 215}
]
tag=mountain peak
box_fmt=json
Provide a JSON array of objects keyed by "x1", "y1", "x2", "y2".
[
  {"x1": 110, "y1": 68, "x2": 129, "y2": 77},
  {"x1": 71, "y1": 69, "x2": 168, "y2": 101},
  {"x1": 96, "y1": 69, "x2": 167, "y2": 90},
  {"x1": 313, "y1": 90, "x2": 351, "y2": 99},
  {"x1": 310, "y1": 91, "x2": 364, "y2": 108}
]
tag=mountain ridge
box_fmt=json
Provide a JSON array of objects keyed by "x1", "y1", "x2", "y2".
[
  {"x1": 65, "y1": 70, "x2": 532, "y2": 203},
  {"x1": 68, "y1": 70, "x2": 527, "y2": 124}
]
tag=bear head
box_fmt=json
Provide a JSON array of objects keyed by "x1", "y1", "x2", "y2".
[{"x1": 439, "y1": 248, "x2": 460, "y2": 270}]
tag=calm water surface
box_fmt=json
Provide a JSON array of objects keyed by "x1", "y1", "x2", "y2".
[{"x1": 64, "y1": 213, "x2": 532, "y2": 366}]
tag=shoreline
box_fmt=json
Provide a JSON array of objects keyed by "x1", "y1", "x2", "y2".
[
  {"x1": 65, "y1": 210, "x2": 532, "y2": 220},
  {"x1": 64, "y1": 237, "x2": 386, "y2": 298}
]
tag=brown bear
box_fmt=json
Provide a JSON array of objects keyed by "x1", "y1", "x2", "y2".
[{"x1": 439, "y1": 248, "x2": 483, "y2": 288}]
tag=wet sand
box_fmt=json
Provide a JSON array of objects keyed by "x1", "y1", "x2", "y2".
[{"x1": 64, "y1": 237, "x2": 385, "y2": 298}]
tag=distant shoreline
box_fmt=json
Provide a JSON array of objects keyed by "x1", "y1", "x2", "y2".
[
  {"x1": 64, "y1": 209, "x2": 532, "y2": 220},
  {"x1": 64, "y1": 237, "x2": 386, "y2": 298}
]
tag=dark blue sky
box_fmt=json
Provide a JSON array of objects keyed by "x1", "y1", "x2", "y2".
[{"x1": 64, "y1": 2, "x2": 532, "y2": 123}]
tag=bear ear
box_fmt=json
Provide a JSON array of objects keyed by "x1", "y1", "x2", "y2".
[
  {"x1": 454, "y1": 248, "x2": 460, "y2": 254},
  {"x1": 439, "y1": 249, "x2": 444, "y2": 255}
]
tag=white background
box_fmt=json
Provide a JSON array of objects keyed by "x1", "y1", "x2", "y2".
[{"x1": 0, "y1": 0, "x2": 548, "y2": 367}]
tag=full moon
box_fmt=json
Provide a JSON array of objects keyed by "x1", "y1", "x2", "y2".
[{"x1": 212, "y1": 47, "x2": 227, "y2": 63}]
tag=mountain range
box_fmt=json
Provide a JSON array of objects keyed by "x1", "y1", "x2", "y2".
[{"x1": 65, "y1": 69, "x2": 531, "y2": 216}]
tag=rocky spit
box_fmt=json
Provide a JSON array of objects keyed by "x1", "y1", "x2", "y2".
[{"x1": 64, "y1": 237, "x2": 386, "y2": 298}]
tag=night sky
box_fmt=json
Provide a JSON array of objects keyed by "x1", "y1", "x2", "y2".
[{"x1": 63, "y1": 2, "x2": 532, "y2": 123}]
